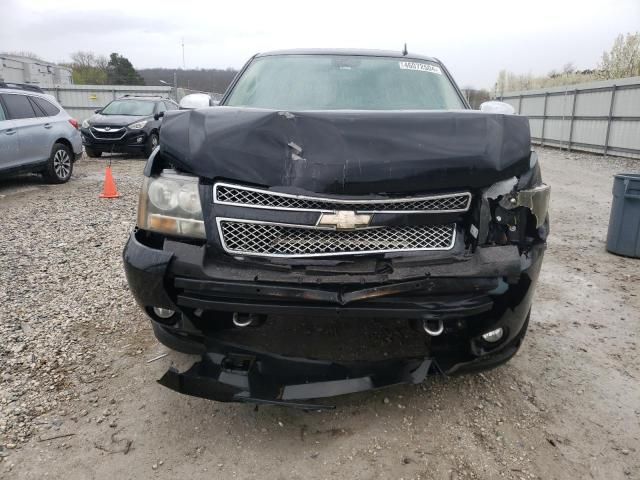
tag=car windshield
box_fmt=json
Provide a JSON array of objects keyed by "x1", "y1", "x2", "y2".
[
  {"x1": 224, "y1": 55, "x2": 466, "y2": 110},
  {"x1": 100, "y1": 100, "x2": 155, "y2": 116}
]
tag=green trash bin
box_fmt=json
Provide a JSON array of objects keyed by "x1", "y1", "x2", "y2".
[{"x1": 606, "y1": 173, "x2": 640, "y2": 258}]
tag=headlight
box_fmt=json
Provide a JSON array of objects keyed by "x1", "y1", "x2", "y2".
[
  {"x1": 137, "y1": 171, "x2": 205, "y2": 239},
  {"x1": 82, "y1": 119, "x2": 90, "y2": 128},
  {"x1": 178, "y1": 183, "x2": 202, "y2": 214},
  {"x1": 128, "y1": 120, "x2": 148, "y2": 130},
  {"x1": 148, "y1": 178, "x2": 180, "y2": 211}
]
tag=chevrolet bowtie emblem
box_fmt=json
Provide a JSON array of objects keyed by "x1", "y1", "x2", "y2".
[{"x1": 317, "y1": 210, "x2": 372, "y2": 230}]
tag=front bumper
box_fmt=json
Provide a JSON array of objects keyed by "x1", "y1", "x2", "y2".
[
  {"x1": 80, "y1": 127, "x2": 147, "y2": 153},
  {"x1": 124, "y1": 230, "x2": 544, "y2": 405},
  {"x1": 158, "y1": 336, "x2": 433, "y2": 409}
]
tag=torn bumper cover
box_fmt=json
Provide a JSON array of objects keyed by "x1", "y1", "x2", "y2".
[
  {"x1": 158, "y1": 338, "x2": 431, "y2": 409},
  {"x1": 124, "y1": 229, "x2": 545, "y2": 405}
]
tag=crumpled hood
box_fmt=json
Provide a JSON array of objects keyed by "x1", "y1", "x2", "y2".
[{"x1": 158, "y1": 107, "x2": 531, "y2": 194}]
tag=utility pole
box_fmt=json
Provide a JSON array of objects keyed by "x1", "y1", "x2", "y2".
[
  {"x1": 174, "y1": 71, "x2": 178, "y2": 101},
  {"x1": 182, "y1": 38, "x2": 185, "y2": 69}
]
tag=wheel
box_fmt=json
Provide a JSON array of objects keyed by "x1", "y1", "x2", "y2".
[
  {"x1": 85, "y1": 147, "x2": 102, "y2": 158},
  {"x1": 44, "y1": 143, "x2": 73, "y2": 184},
  {"x1": 144, "y1": 132, "x2": 159, "y2": 157}
]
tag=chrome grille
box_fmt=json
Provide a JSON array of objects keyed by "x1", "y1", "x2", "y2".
[
  {"x1": 89, "y1": 126, "x2": 126, "y2": 140},
  {"x1": 218, "y1": 219, "x2": 456, "y2": 257},
  {"x1": 214, "y1": 183, "x2": 471, "y2": 213}
]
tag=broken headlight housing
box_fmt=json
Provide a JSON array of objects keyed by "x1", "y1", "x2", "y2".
[
  {"x1": 137, "y1": 170, "x2": 205, "y2": 239},
  {"x1": 498, "y1": 183, "x2": 550, "y2": 229},
  {"x1": 498, "y1": 154, "x2": 550, "y2": 230},
  {"x1": 478, "y1": 153, "x2": 550, "y2": 248}
]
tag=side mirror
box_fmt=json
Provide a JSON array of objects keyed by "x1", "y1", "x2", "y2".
[
  {"x1": 94, "y1": 108, "x2": 102, "y2": 113},
  {"x1": 154, "y1": 111, "x2": 165, "y2": 121},
  {"x1": 179, "y1": 93, "x2": 213, "y2": 110},
  {"x1": 479, "y1": 101, "x2": 515, "y2": 115}
]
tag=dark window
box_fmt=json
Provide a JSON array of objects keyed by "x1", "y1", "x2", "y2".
[
  {"x1": 0, "y1": 102, "x2": 6, "y2": 121},
  {"x1": 27, "y1": 97, "x2": 46, "y2": 117},
  {"x1": 101, "y1": 100, "x2": 155, "y2": 116},
  {"x1": 1, "y1": 93, "x2": 38, "y2": 119},
  {"x1": 31, "y1": 96, "x2": 60, "y2": 116}
]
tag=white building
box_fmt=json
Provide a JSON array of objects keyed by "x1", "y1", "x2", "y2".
[{"x1": 0, "y1": 54, "x2": 73, "y2": 86}]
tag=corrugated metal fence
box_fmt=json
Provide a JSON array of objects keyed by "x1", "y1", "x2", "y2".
[
  {"x1": 41, "y1": 84, "x2": 173, "y2": 122},
  {"x1": 499, "y1": 76, "x2": 640, "y2": 159}
]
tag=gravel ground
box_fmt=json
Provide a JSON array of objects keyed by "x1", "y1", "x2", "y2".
[{"x1": 0, "y1": 148, "x2": 639, "y2": 479}]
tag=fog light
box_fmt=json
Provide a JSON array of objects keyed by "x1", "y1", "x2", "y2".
[
  {"x1": 136, "y1": 136, "x2": 144, "y2": 143},
  {"x1": 153, "y1": 307, "x2": 175, "y2": 319},
  {"x1": 482, "y1": 327, "x2": 504, "y2": 343}
]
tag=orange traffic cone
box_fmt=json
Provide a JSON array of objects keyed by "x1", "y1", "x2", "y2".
[{"x1": 99, "y1": 166, "x2": 120, "y2": 198}]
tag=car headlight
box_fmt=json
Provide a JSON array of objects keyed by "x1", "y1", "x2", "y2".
[
  {"x1": 82, "y1": 119, "x2": 90, "y2": 128},
  {"x1": 137, "y1": 171, "x2": 205, "y2": 239},
  {"x1": 128, "y1": 120, "x2": 148, "y2": 130}
]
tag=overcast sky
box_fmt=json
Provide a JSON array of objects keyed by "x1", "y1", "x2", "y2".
[{"x1": 1, "y1": 0, "x2": 638, "y2": 88}]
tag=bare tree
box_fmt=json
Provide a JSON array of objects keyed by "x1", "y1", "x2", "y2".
[
  {"x1": 495, "y1": 69, "x2": 508, "y2": 97},
  {"x1": 69, "y1": 51, "x2": 108, "y2": 69},
  {"x1": 562, "y1": 62, "x2": 576, "y2": 75},
  {"x1": 462, "y1": 86, "x2": 491, "y2": 109},
  {"x1": 599, "y1": 32, "x2": 640, "y2": 79},
  {"x1": 493, "y1": 32, "x2": 640, "y2": 94},
  {"x1": 68, "y1": 51, "x2": 109, "y2": 85}
]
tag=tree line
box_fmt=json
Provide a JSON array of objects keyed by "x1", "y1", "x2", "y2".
[
  {"x1": 495, "y1": 32, "x2": 640, "y2": 94},
  {"x1": 61, "y1": 51, "x2": 145, "y2": 85},
  {"x1": 138, "y1": 67, "x2": 238, "y2": 95},
  {"x1": 60, "y1": 51, "x2": 238, "y2": 94}
]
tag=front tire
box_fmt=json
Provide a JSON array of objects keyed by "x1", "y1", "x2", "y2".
[
  {"x1": 44, "y1": 143, "x2": 73, "y2": 184},
  {"x1": 85, "y1": 147, "x2": 102, "y2": 158},
  {"x1": 144, "y1": 132, "x2": 159, "y2": 157}
]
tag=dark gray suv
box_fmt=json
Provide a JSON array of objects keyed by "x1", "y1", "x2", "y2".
[
  {"x1": 81, "y1": 96, "x2": 179, "y2": 158},
  {"x1": 0, "y1": 83, "x2": 82, "y2": 183}
]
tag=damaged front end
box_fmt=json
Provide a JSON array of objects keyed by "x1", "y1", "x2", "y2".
[
  {"x1": 123, "y1": 105, "x2": 549, "y2": 408},
  {"x1": 158, "y1": 337, "x2": 432, "y2": 410},
  {"x1": 475, "y1": 155, "x2": 550, "y2": 255}
]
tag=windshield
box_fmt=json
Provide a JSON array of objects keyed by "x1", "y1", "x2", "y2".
[
  {"x1": 224, "y1": 55, "x2": 465, "y2": 110},
  {"x1": 100, "y1": 100, "x2": 155, "y2": 116}
]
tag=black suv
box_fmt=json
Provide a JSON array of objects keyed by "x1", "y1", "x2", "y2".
[
  {"x1": 80, "y1": 95, "x2": 178, "y2": 157},
  {"x1": 123, "y1": 49, "x2": 550, "y2": 407}
]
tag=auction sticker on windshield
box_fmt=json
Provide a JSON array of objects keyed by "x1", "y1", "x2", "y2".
[{"x1": 399, "y1": 61, "x2": 442, "y2": 74}]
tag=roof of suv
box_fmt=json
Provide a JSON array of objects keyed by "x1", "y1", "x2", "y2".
[
  {"x1": 255, "y1": 48, "x2": 439, "y2": 63},
  {"x1": 0, "y1": 85, "x2": 62, "y2": 107},
  {"x1": 0, "y1": 82, "x2": 46, "y2": 94}
]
